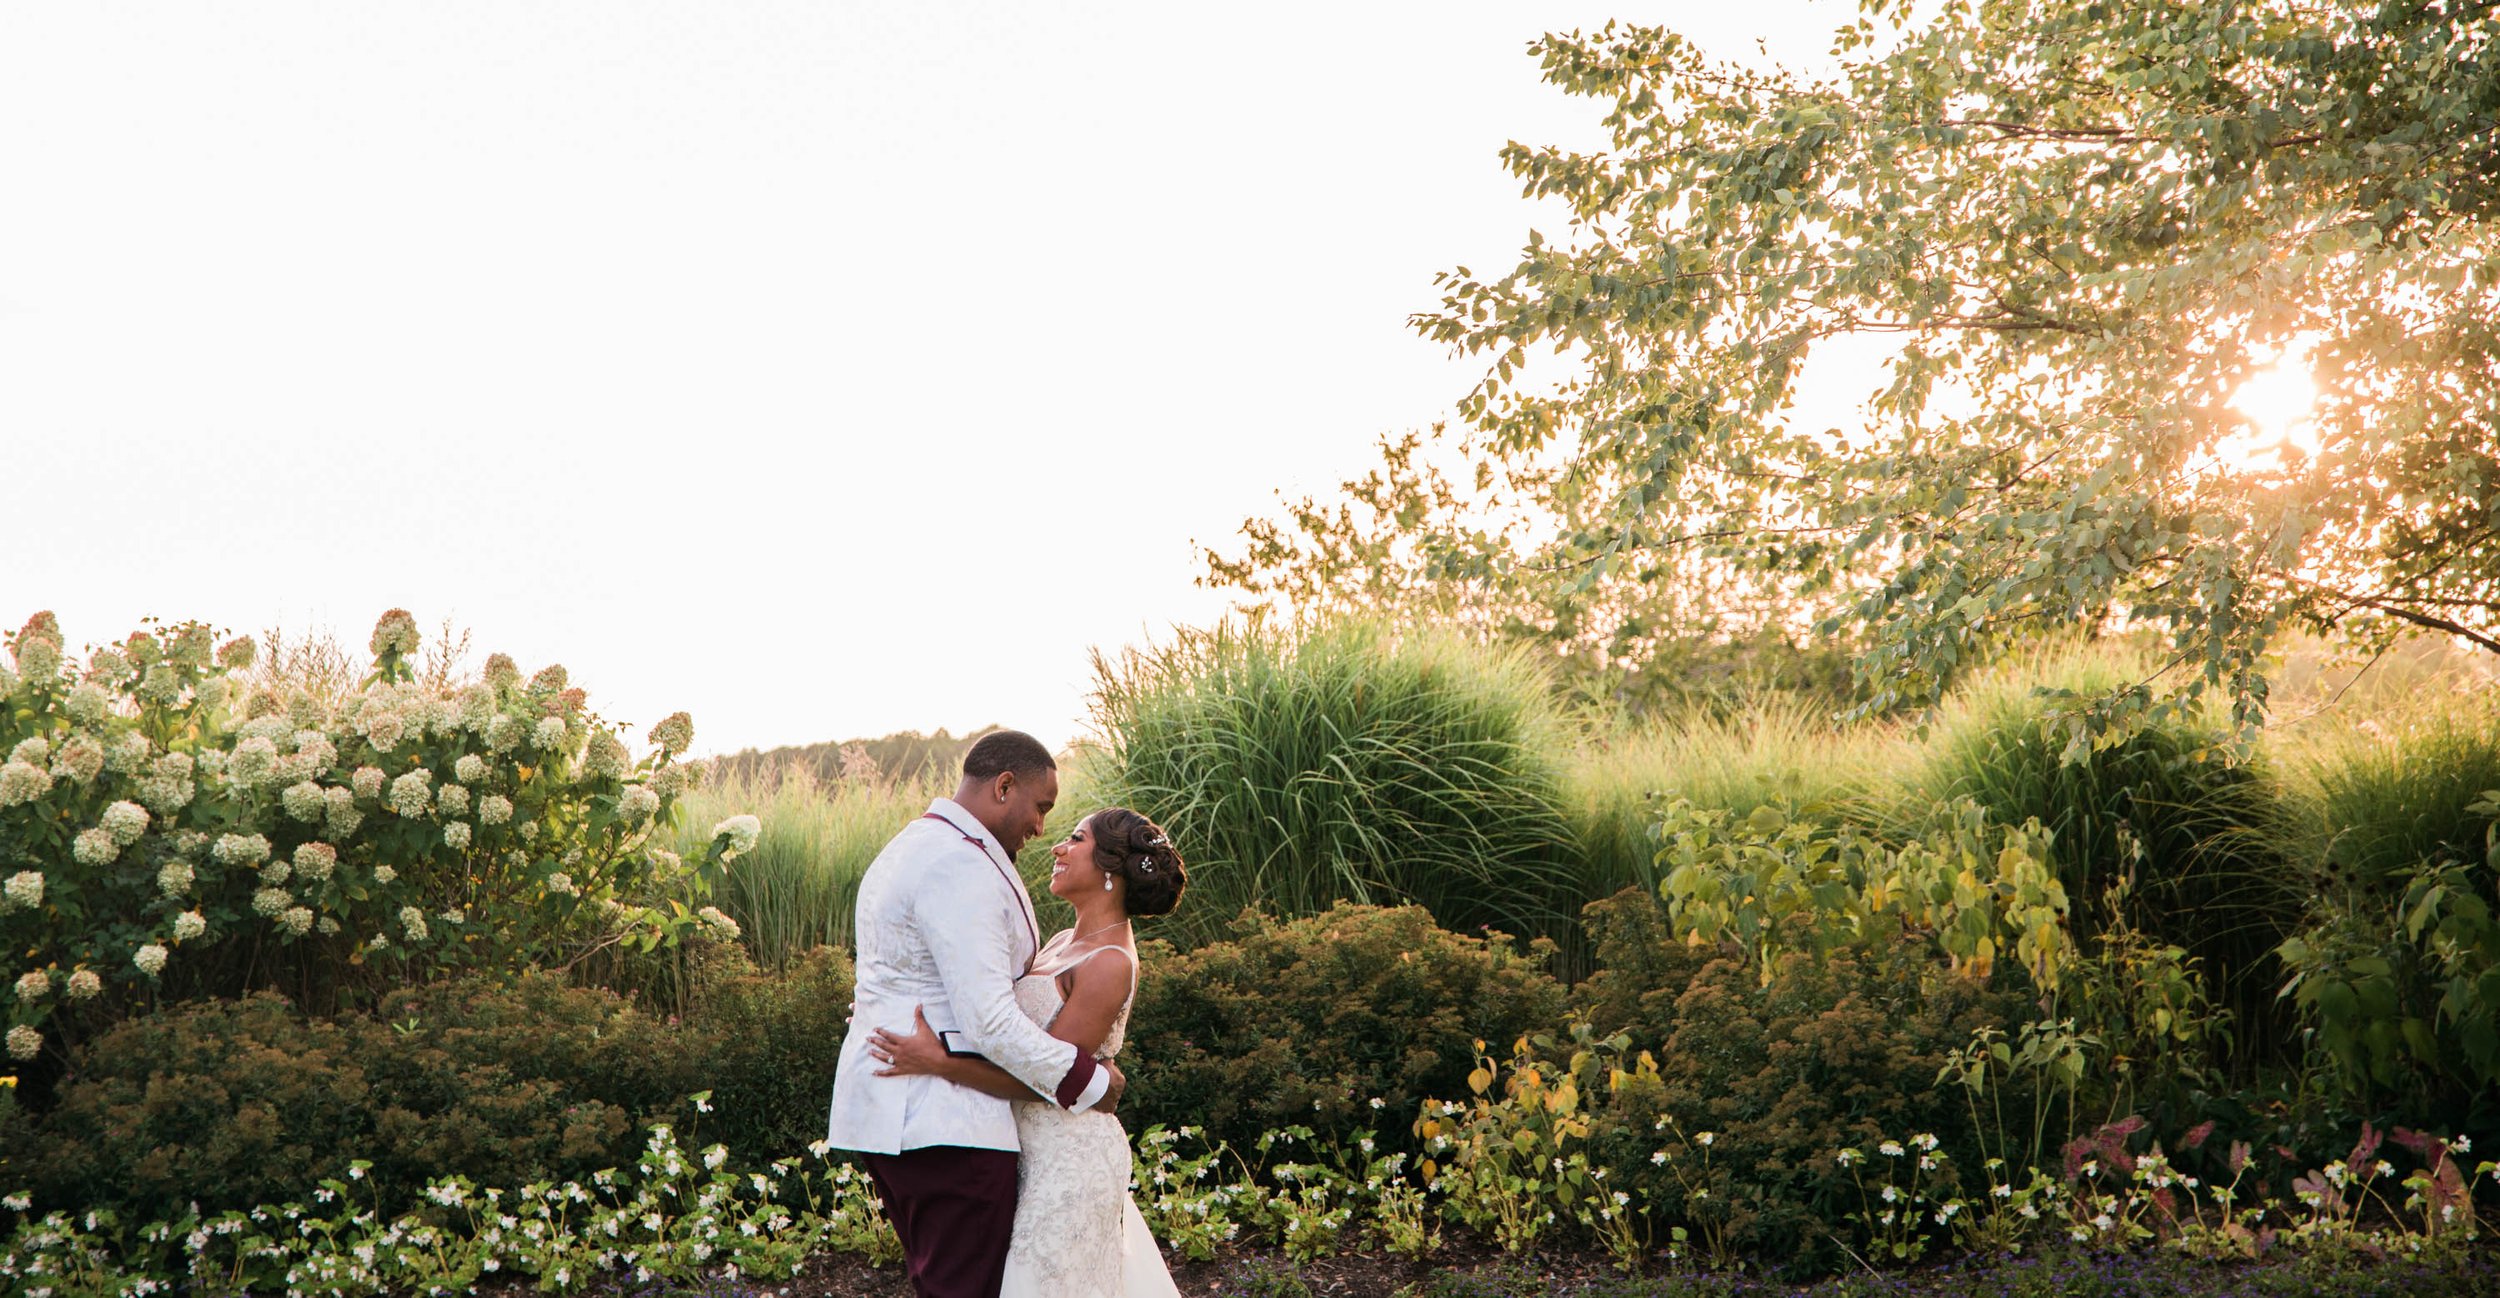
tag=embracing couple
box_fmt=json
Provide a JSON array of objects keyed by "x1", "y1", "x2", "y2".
[{"x1": 827, "y1": 730, "x2": 1189, "y2": 1298}]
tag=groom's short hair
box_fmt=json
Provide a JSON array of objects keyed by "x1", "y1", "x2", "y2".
[{"x1": 961, "y1": 729, "x2": 1056, "y2": 781}]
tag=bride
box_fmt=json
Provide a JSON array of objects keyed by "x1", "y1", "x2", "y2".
[{"x1": 868, "y1": 806, "x2": 1188, "y2": 1298}]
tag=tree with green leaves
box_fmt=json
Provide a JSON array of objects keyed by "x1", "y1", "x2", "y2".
[{"x1": 1214, "y1": 0, "x2": 2499, "y2": 742}]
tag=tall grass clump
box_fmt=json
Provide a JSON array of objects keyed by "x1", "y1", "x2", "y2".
[
  {"x1": 2270, "y1": 685, "x2": 2500, "y2": 889},
  {"x1": 1882, "y1": 645, "x2": 2287, "y2": 1041},
  {"x1": 1565, "y1": 696, "x2": 1897, "y2": 902},
  {"x1": 1088, "y1": 620, "x2": 1582, "y2": 952},
  {"x1": 672, "y1": 767, "x2": 947, "y2": 969}
]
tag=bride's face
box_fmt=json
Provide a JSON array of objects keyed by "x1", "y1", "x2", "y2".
[{"x1": 1047, "y1": 815, "x2": 1108, "y2": 902}]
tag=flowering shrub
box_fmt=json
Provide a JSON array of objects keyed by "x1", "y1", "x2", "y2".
[{"x1": 0, "y1": 610, "x2": 748, "y2": 1070}]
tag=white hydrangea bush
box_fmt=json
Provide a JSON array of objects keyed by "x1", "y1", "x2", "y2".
[{"x1": 0, "y1": 610, "x2": 751, "y2": 1065}]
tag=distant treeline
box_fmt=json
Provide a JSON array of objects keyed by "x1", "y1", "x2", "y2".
[{"x1": 710, "y1": 726, "x2": 998, "y2": 788}]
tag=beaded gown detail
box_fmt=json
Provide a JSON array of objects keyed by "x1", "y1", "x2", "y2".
[{"x1": 997, "y1": 950, "x2": 1180, "y2": 1298}]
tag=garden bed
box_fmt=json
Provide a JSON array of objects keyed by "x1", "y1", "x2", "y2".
[{"x1": 550, "y1": 1239, "x2": 2500, "y2": 1298}]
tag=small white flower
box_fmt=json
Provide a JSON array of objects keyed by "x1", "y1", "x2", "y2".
[
  {"x1": 479, "y1": 793, "x2": 514, "y2": 825},
  {"x1": 531, "y1": 716, "x2": 568, "y2": 750},
  {"x1": 64, "y1": 969, "x2": 102, "y2": 1000},
  {"x1": 134, "y1": 944, "x2": 169, "y2": 977},
  {"x1": 697, "y1": 905, "x2": 741, "y2": 939},
  {"x1": 0, "y1": 761, "x2": 53, "y2": 807},
  {"x1": 5, "y1": 1024, "x2": 41, "y2": 1060},
  {"x1": 546, "y1": 871, "x2": 578, "y2": 896},
  {"x1": 1695, "y1": 1131, "x2": 1716, "y2": 1147},
  {"x1": 280, "y1": 907, "x2": 314, "y2": 937},
  {"x1": 373, "y1": 864, "x2": 398, "y2": 884},
  {"x1": 437, "y1": 782, "x2": 470, "y2": 818},
  {"x1": 442, "y1": 820, "x2": 471, "y2": 850},
  {"x1": 1879, "y1": 1141, "x2": 1905, "y2": 1158},
  {"x1": 351, "y1": 765, "x2": 385, "y2": 800},
  {"x1": 173, "y1": 910, "x2": 207, "y2": 941},
  {"x1": 253, "y1": 887, "x2": 293, "y2": 917},
  {"x1": 15, "y1": 970, "x2": 51, "y2": 1001},
  {"x1": 400, "y1": 906, "x2": 428, "y2": 941},
  {"x1": 454, "y1": 753, "x2": 487, "y2": 784}
]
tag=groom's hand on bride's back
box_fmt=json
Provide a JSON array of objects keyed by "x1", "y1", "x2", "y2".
[{"x1": 1096, "y1": 1059, "x2": 1125, "y2": 1115}]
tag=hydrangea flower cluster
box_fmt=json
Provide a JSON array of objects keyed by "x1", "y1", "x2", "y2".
[{"x1": 4, "y1": 609, "x2": 742, "y2": 1046}]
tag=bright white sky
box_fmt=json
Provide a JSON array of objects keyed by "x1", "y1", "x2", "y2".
[{"x1": 3, "y1": 1, "x2": 1857, "y2": 757}]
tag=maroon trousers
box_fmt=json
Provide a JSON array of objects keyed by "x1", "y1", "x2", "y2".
[{"x1": 864, "y1": 1145, "x2": 1021, "y2": 1298}]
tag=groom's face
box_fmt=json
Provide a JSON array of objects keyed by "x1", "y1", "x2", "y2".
[{"x1": 994, "y1": 766, "x2": 1060, "y2": 857}]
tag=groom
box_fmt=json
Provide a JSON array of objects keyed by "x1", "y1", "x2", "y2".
[{"x1": 828, "y1": 729, "x2": 1124, "y2": 1298}]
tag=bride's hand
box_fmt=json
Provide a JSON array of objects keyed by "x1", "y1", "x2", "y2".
[{"x1": 868, "y1": 1005, "x2": 949, "y2": 1077}]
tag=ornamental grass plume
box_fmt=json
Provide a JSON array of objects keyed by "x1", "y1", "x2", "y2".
[{"x1": 132, "y1": 943, "x2": 168, "y2": 977}]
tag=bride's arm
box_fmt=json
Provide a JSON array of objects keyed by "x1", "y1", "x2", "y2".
[
  {"x1": 870, "y1": 1006, "x2": 1046, "y2": 1100},
  {"x1": 870, "y1": 951, "x2": 1134, "y2": 1096},
  {"x1": 1042, "y1": 949, "x2": 1133, "y2": 1057}
]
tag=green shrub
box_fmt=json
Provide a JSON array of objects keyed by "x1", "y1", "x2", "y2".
[
  {"x1": 0, "y1": 610, "x2": 746, "y2": 1083},
  {"x1": 1882, "y1": 650, "x2": 2286, "y2": 1041},
  {"x1": 1569, "y1": 912, "x2": 2031, "y2": 1273},
  {"x1": 696, "y1": 943, "x2": 855, "y2": 1157},
  {"x1": 1121, "y1": 903, "x2": 1566, "y2": 1156},
  {"x1": 1088, "y1": 620, "x2": 1585, "y2": 952},
  {"x1": 3, "y1": 944, "x2": 851, "y2": 1223}
]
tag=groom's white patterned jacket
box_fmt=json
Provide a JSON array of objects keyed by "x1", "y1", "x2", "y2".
[{"x1": 826, "y1": 797, "x2": 1111, "y2": 1155}]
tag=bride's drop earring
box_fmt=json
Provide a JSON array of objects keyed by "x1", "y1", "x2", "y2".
[{"x1": 1102, "y1": 877, "x2": 1115, "y2": 892}]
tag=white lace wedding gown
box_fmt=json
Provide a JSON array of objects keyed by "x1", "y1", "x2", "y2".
[{"x1": 998, "y1": 949, "x2": 1181, "y2": 1298}]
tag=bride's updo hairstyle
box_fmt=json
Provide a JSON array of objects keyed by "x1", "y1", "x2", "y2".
[{"x1": 1090, "y1": 807, "x2": 1187, "y2": 919}]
